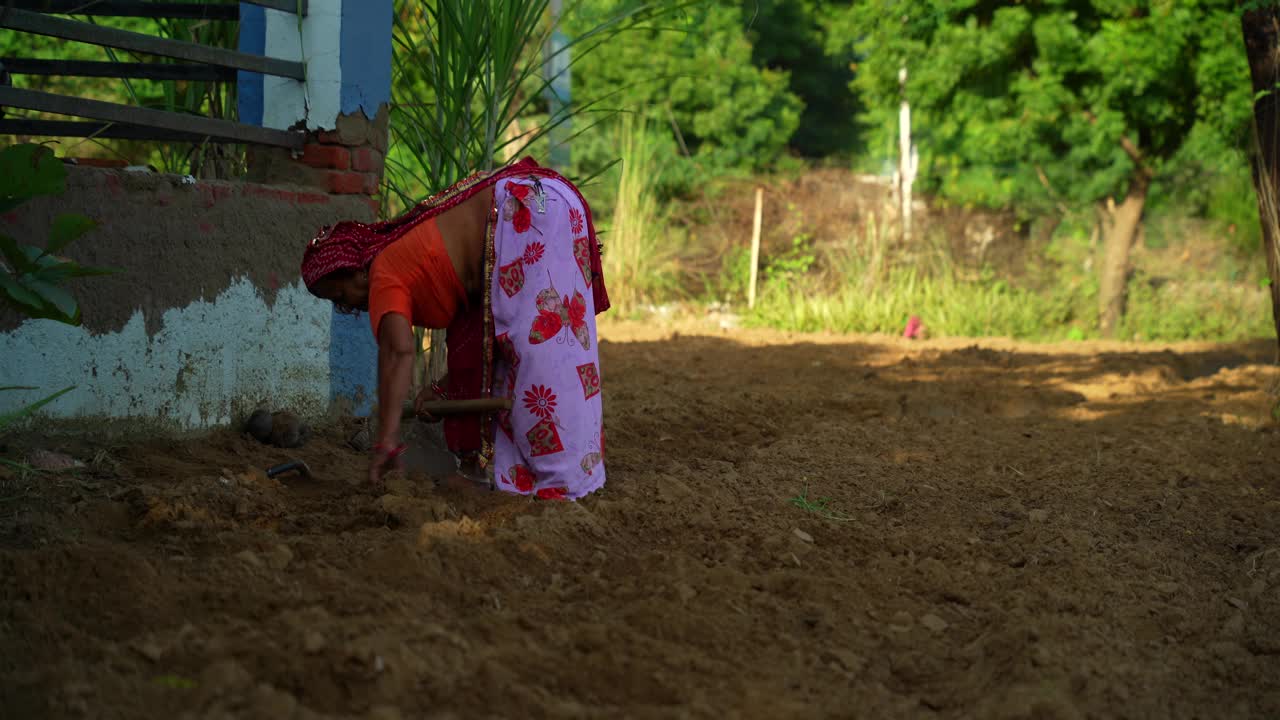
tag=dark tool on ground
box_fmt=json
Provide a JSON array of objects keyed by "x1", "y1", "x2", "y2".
[{"x1": 266, "y1": 460, "x2": 312, "y2": 480}]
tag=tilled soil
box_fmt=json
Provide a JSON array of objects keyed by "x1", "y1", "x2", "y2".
[{"x1": 3, "y1": 320, "x2": 1279, "y2": 719}]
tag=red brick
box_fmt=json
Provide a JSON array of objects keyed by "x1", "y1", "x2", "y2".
[
  {"x1": 365, "y1": 198, "x2": 382, "y2": 216},
  {"x1": 326, "y1": 171, "x2": 362, "y2": 195},
  {"x1": 351, "y1": 147, "x2": 384, "y2": 175},
  {"x1": 326, "y1": 171, "x2": 382, "y2": 196},
  {"x1": 301, "y1": 144, "x2": 350, "y2": 170},
  {"x1": 316, "y1": 129, "x2": 343, "y2": 145},
  {"x1": 295, "y1": 192, "x2": 332, "y2": 205},
  {"x1": 245, "y1": 186, "x2": 298, "y2": 203}
]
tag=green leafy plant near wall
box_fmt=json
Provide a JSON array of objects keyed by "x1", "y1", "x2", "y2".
[
  {"x1": 0, "y1": 143, "x2": 114, "y2": 439},
  {"x1": 0, "y1": 144, "x2": 112, "y2": 323}
]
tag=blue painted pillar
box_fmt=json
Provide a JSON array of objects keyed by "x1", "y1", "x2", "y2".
[
  {"x1": 329, "y1": 312, "x2": 378, "y2": 416},
  {"x1": 236, "y1": 4, "x2": 265, "y2": 127},
  {"x1": 238, "y1": 0, "x2": 392, "y2": 417},
  {"x1": 329, "y1": 0, "x2": 392, "y2": 417}
]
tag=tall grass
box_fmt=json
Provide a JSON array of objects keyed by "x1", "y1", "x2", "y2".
[
  {"x1": 384, "y1": 0, "x2": 696, "y2": 210},
  {"x1": 603, "y1": 114, "x2": 675, "y2": 313},
  {"x1": 739, "y1": 219, "x2": 1274, "y2": 343}
]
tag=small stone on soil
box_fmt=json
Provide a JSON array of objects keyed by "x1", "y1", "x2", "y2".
[
  {"x1": 675, "y1": 583, "x2": 697, "y2": 603},
  {"x1": 1223, "y1": 612, "x2": 1246, "y2": 636},
  {"x1": 793, "y1": 528, "x2": 814, "y2": 544},
  {"x1": 921, "y1": 613, "x2": 949, "y2": 633},
  {"x1": 1028, "y1": 509, "x2": 1049, "y2": 523},
  {"x1": 236, "y1": 550, "x2": 263, "y2": 568},
  {"x1": 304, "y1": 631, "x2": 326, "y2": 654},
  {"x1": 27, "y1": 449, "x2": 84, "y2": 472},
  {"x1": 1227, "y1": 596, "x2": 1248, "y2": 610},
  {"x1": 130, "y1": 638, "x2": 164, "y2": 662},
  {"x1": 819, "y1": 648, "x2": 865, "y2": 674},
  {"x1": 266, "y1": 544, "x2": 293, "y2": 571}
]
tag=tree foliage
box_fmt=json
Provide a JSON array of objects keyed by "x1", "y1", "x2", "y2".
[
  {"x1": 565, "y1": 1, "x2": 802, "y2": 171},
  {"x1": 745, "y1": 0, "x2": 862, "y2": 158},
  {"x1": 830, "y1": 1, "x2": 1252, "y2": 213}
]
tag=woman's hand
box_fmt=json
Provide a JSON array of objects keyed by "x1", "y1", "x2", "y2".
[
  {"x1": 413, "y1": 376, "x2": 448, "y2": 423},
  {"x1": 368, "y1": 441, "x2": 405, "y2": 485}
]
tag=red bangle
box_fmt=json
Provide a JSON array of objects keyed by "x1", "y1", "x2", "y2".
[{"x1": 373, "y1": 442, "x2": 407, "y2": 460}]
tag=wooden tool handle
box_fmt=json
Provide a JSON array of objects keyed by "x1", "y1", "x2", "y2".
[{"x1": 402, "y1": 397, "x2": 512, "y2": 418}]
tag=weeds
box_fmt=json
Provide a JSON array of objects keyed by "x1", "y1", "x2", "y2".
[{"x1": 789, "y1": 485, "x2": 854, "y2": 522}]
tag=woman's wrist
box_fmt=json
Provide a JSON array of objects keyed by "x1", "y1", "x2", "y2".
[{"x1": 372, "y1": 439, "x2": 407, "y2": 459}]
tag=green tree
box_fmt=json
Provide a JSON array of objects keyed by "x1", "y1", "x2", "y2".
[
  {"x1": 832, "y1": 1, "x2": 1252, "y2": 336},
  {"x1": 746, "y1": 0, "x2": 861, "y2": 158},
  {"x1": 565, "y1": 1, "x2": 802, "y2": 173}
]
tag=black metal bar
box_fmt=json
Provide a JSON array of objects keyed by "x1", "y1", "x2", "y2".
[
  {"x1": 0, "y1": 9, "x2": 306, "y2": 80},
  {"x1": 242, "y1": 0, "x2": 306, "y2": 16},
  {"x1": 2, "y1": 1, "x2": 239, "y2": 20},
  {"x1": 0, "y1": 87, "x2": 304, "y2": 148},
  {"x1": 2, "y1": 58, "x2": 236, "y2": 82},
  {"x1": 0, "y1": 118, "x2": 232, "y2": 143}
]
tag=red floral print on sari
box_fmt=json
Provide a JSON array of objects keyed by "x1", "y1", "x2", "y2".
[
  {"x1": 504, "y1": 464, "x2": 535, "y2": 492},
  {"x1": 503, "y1": 181, "x2": 534, "y2": 234},
  {"x1": 498, "y1": 258, "x2": 526, "y2": 297},
  {"x1": 528, "y1": 280, "x2": 590, "y2": 349},
  {"x1": 523, "y1": 384, "x2": 557, "y2": 419},
  {"x1": 573, "y1": 234, "x2": 593, "y2": 287},
  {"x1": 576, "y1": 362, "x2": 601, "y2": 400},
  {"x1": 536, "y1": 486, "x2": 567, "y2": 501},
  {"x1": 523, "y1": 241, "x2": 546, "y2": 266},
  {"x1": 526, "y1": 418, "x2": 564, "y2": 457}
]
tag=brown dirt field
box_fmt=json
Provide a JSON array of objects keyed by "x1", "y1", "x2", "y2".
[{"x1": 3, "y1": 319, "x2": 1280, "y2": 719}]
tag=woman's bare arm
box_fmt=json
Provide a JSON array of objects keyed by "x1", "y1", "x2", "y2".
[{"x1": 375, "y1": 312, "x2": 416, "y2": 449}]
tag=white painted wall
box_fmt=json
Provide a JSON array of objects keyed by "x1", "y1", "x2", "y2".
[
  {"x1": 0, "y1": 279, "x2": 332, "y2": 429},
  {"x1": 263, "y1": 0, "x2": 343, "y2": 131}
]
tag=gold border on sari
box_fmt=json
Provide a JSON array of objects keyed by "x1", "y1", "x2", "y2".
[{"x1": 479, "y1": 191, "x2": 499, "y2": 470}]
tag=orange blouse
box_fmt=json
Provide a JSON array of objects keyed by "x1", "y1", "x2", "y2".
[{"x1": 367, "y1": 218, "x2": 466, "y2": 338}]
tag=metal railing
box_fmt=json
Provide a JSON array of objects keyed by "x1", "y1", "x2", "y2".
[{"x1": 0, "y1": 1, "x2": 308, "y2": 149}]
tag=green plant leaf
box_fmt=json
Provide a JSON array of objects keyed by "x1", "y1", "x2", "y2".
[
  {"x1": 0, "y1": 457, "x2": 36, "y2": 474},
  {"x1": 28, "y1": 253, "x2": 87, "y2": 282},
  {"x1": 47, "y1": 214, "x2": 97, "y2": 254},
  {"x1": 0, "y1": 235, "x2": 36, "y2": 274},
  {"x1": 0, "y1": 272, "x2": 45, "y2": 314},
  {"x1": 21, "y1": 277, "x2": 80, "y2": 325},
  {"x1": 36, "y1": 262, "x2": 118, "y2": 282},
  {"x1": 153, "y1": 675, "x2": 198, "y2": 690},
  {"x1": 0, "y1": 144, "x2": 66, "y2": 208},
  {"x1": 0, "y1": 386, "x2": 75, "y2": 430}
]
